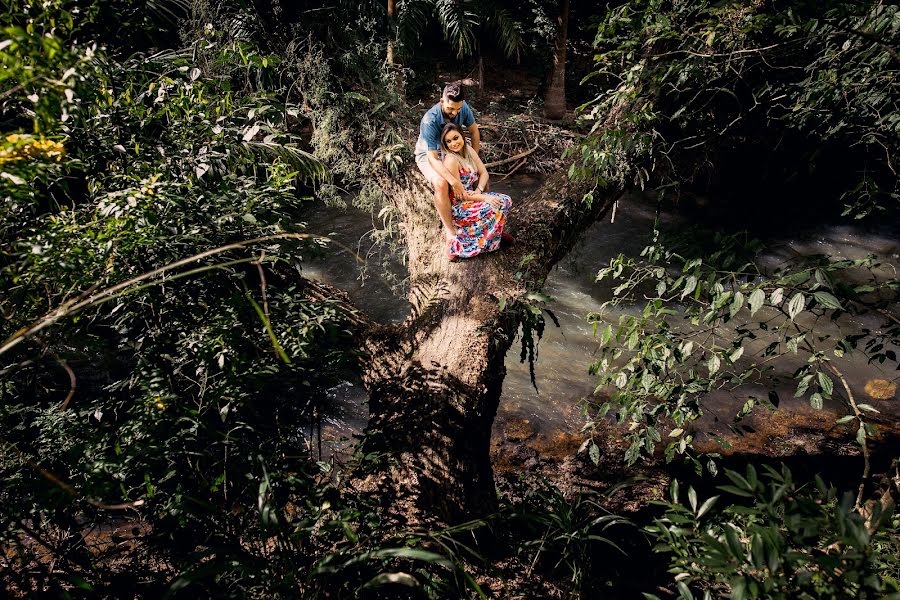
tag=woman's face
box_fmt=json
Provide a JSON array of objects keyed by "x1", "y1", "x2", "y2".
[{"x1": 443, "y1": 129, "x2": 465, "y2": 153}]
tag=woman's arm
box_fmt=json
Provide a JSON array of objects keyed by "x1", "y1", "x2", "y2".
[{"x1": 442, "y1": 155, "x2": 464, "y2": 192}]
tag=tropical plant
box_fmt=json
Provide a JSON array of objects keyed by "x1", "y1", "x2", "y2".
[
  {"x1": 395, "y1": 0, "x2": 524, "y2": 61},
  {"x1": 507, "y1": 480, "x2": 632, "y2": 595},
  {"x1": 0, "y1": 1, "x2": 366, "y2": 595},
  {"x1": 572, "y1": 0, "x2": 898, "y2": 216},
  {"x1": 644, "y1": 464, "x2": 899, "y2": 599},
  {"x1": 586, "y1": 228, "x2": 899, "y2": 505}
]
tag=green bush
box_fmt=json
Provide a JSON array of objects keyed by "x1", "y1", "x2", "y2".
[
  {"x1": 645, "y1": 464, "x2": 899, "y2": 599},
  {"x1": 0, "y1": 1, "x2": 362, "y2": 594},
  {"x1": 573, "y1": 0, "x2": 898, "y2": 217}
]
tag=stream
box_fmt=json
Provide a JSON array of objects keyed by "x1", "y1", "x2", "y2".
[{"x1": 301, "y1": 177, "x2": 900, "y2": 460}]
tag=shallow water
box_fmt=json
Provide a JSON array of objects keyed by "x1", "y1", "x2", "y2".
[
  {"x1": 501, "y1": 191, "x2": 900, "y2": 450},
  {"x1": 301, "y1": 182, "x2": 900, "y2": 456}
]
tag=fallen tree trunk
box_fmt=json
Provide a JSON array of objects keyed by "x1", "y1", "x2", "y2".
[{"x1": 357, "y1": 167, "x2": 618, "y2": 523}]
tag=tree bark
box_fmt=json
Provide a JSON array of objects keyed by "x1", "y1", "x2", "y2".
[
  {"x1": 543, "y1": 0, "x2": 570, "y2": 120},
  {"x1": 356, "y1": 168, "x2": 618, "y2": 523},
  {"x1": 386, "y1": 0, "x2": 397, "y2": 65}
]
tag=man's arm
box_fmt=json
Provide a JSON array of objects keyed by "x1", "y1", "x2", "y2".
[
  {"x1": 427, "y1": 150, "x2": 466, "y2": 199},
  {"x1": 469, "y1": 123, "x2": 480, "y2": 153}
]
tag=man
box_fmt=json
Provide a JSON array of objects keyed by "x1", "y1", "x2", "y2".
[{"x1": 415, "y1": 81, "x2": 481, "y2": 242}]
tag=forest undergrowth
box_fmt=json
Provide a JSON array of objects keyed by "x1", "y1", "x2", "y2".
[{"x1": 1, "y1": 0, "x2": 898, "y2": 598}]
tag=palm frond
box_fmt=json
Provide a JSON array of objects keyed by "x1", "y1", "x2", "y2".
[
  {"x1": 145, "y1": 0, "x2": 192, "y2": 25},
  {"x1": 242, "y1": 138, "x2": 327, "y2": 184},
  {"x1": 434, "y1": 0, "x2": 479, "y2": 59},
  {"x1": 396, "y1": 0, "x2": 432, "y2": 51},
  {"x1": 486, "y1": 6, "x2": 524, "y2": 61},
  {"x1": 226, "y1": 10, "x2": 256, "y2": 41}
]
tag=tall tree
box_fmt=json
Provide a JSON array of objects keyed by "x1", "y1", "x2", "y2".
[
  {"x1": 543, "y1": 0, "x2": 570, "y2": 119},
  {"x1": 359, "y1": 166, "x2": 616, "y2": 522},
  {"x1": 387, "y1": 0, "x2": 397, "y2": 64}
]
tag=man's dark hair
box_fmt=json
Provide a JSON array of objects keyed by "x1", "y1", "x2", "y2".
[{"x1": 442, "y1": 81, "x2": 465, "y2": 102}]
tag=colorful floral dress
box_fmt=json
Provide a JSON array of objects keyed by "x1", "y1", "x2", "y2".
[{"x1": 448, "y1": 165, "x2": 512, "y2": 260}]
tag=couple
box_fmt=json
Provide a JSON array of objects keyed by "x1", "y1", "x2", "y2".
[{"x1": 415, "y1": 82, "x2": 513, "y2": 262}]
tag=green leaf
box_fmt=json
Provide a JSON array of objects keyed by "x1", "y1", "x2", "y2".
[
  {"x1": 856, "y1": 425, "x2": 866, "y2": 446},
  {"x1": 696, "y1": 495, "x2": 719, "y2": 518},
  {"x1": 589, "y1": 442, "x2": 600, "y2": 465},
  {"x1": 731, "y1": 578, "x2": 747, "y2": 600},
  {"x1": 748, "y1": 288, "x2": 765, "y2": 316},
  {"x1": 787, "y1": 292, "x2": 805, "y2": 320},
  {"x1": 600, "y1": 323, "x2": 613, "y2": 345},
  {"x1": 729, "y1": 292, "x2": 744, "y2": 318},
  {"x1": 247, "y1": 293, "x2": 291, "y2": 364},
  {"x1": 729, "y1": 347, "x2": 744, "y2": 363},
  {"x1": 69, "y1": 576, "x2": 94, "y2": 591},
  {"x1": 361, "y1": 572, "x2": 420, "y2": 590},
  {"x1": 794, "y1": 374, "x2": 813, "y2": 398},
  {"x1": 707, "y1": 354, "x2": 720, "y2": 375},
  {"x1": 750, "y1": 534, "x2": 765, "y2": 569},
  {"x1": 770, "y1": 288, "x2": 784, "y2": 306},
  {"x1": 681, "y1": 276, "x2": 697, "y2": 300},
  {"x1": 817, "y1": 372, "x2": 834, "y2": 396},
  {"x1": 813, "y1": 291, "x2": 842, "y2": 310},
  {"x1": 809, "y1": 392, "x2": 823, "y2": 410},
  {"x1": 836, "y1": 415, "x2": 856, "y2": 424},
  {"x1": 724, "y1": 526, "x2": 744, "y2": 559},
  {"x1": 717, "y1": 485, "x2": 753, "y2": 497},
  {"x1": 368, "y1": 547, "x2": 452, "y2": 566},
  {"x1": 735, "y1": 398, "x2": 754, "y2": 421}
]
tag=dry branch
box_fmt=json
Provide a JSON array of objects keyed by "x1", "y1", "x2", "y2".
[{"x1": 483, "y1": 145, "x2": 538, "y2": 168}]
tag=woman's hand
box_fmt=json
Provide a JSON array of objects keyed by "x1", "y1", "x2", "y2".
[
  {"x1": 451, "y1": 180, "x2": 467, "y2": 201},
  {"x1": 483, "y1": 195, "x2": 502, "y2": 209},
  {"x1": 465, "y1": 190, "x2": 502, "y2": 209}
]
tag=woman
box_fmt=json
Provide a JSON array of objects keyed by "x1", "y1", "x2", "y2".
[{"x1": 440, "y1": 123, "x2": 513, "y2": 261}]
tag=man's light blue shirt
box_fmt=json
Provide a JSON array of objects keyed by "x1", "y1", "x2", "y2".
[{"x1": 414, "y1": 101, "x2": 475, "y2": 158}]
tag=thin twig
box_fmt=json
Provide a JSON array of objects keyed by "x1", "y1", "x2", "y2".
[
  {"x1": 876, "y1": 308, "x2": 900, "y2": 326},
  {"x1": 53, "y1": 353, "x2": 77, "y2": 410},
  {"x1": 254, "y1": 250, "x2": 270, "y2": 322},
  {"x1": 824, "y1": 362, "x2": 870, "y2": 510}
]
